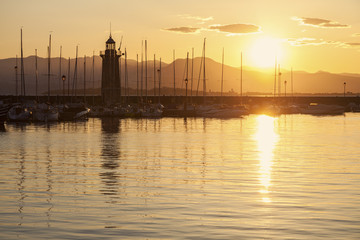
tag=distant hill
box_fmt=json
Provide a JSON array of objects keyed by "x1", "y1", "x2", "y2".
[{"x1": 1, "y1": 56, "x2": 360, "y2": 95}]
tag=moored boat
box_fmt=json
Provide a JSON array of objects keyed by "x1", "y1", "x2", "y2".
[
  {"x1": 33, "y1": 103, "x2": 59, "y2": 122},
  {"x1": 301, "y1": 103, "x2": 345, "y2": 115},
  {"x1": 7, "y1": 104, "x2": 32, "y2": 122}
]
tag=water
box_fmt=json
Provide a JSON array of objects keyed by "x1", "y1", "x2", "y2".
[{"x1": 0, "y1": 114, "x2": 360, "y2": 239}]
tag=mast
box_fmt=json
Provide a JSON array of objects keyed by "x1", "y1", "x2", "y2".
[
  {"x1": 84, "y1": 55, "x2": 86, "y2": 103},
  {"x1": 35, "y1": 49, "x2": 38, "y2": 100},
  {"x1": 158, "y1": 58, "x2": 161, "y2": 104},
  {"x1": 221, "y1": 48, "x2": 224, "y2": 100},
  {"x1": 136, "y1": 54, "x2": 139, "y2": 99},
  {"x1": 72, "y1": 45, "x2": 78, "y2": 101},
  {"x1": 153, "y1": 54, "x2": 156, "y2": 97},
  {"x1": 141, "y1": 40, "x2": 143, "y2": 102},
  {"x1": 173, "y1": 49, "x2": 176, "y2": 96},
  {"x1": 291, "y1": 67, "x2": 294, "y2": 98},
  {"x1": 59, "y1": 46, "x2": 62, "y2": 93},
  {"x1": 47, "y1": 33, "x2": 51, "y2": 102},
  {"x1": 191, "y1": 47, "x2": 194, "y2": 102},
  {"x1": 203, "y1": 38, "x2": 206, "y2": 104},
  {"x1": 15, "y1": 55, "x2": 18, "y2": 100},
  {"x1": 145, "y1": 40, "x2": 148, "y2": 102},
  {"x1": 240, "y1": 51, "x2": 243, "y2": 104},
  {"x1": 124, "y1": 48, "x2": 128, "y2": 103},
  {"x1": 278, "y1": 64, "x2": 281, "y2": 97},
  {"x1": 67, "y1": 57, "x2": 70, "y2": 97},
  {"x1": 273, "y1": 56, "x2": 277, "y2": 99},
  {"x1": 92, "y1": 51, "x2": 95, "y2": 105},
  {"x1": 20, "y1": 28, "x2": 25, "y2": 96}
]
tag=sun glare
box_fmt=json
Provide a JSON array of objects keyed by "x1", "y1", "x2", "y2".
[
  {"x1": 254, "y1": 115, "x2": 279, "y2": 203},
  {"x1": 250, "y1": 36, "x2": 283, "y2": 68}
]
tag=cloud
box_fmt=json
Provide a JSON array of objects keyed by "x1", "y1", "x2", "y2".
[
  {"x1": 178, "y1": 14, "x2": 213, "y2": 24},
  {"x1": 287, "y1": 38, "x2": 338, "y2": 46},
  {"x1": 345, "y1": 42, "x2": 360, "y2": 47},
  {"x1": 163, "y1": 26, "x2": 201, "y2": 34},
  {"x1": 287, "y1": 38, "x2": 360, "y2": 48},
  {"x1": 293, "y1": 17, "x2": 350, "y2": 28},
  {"x1": 208, "y1": 24, "x2": 261, "y2": 35},
  {"x1": 352, "y1": 33, "x2": 360, "y2": 37}
]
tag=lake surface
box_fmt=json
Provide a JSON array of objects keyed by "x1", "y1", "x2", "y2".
[{"x1": 0, "y1": 114, "x2": 360, "y2": 239}]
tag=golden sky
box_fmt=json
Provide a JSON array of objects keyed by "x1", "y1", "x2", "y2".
[{"x1": 1, "y1": 0, "x2": 359, "y2": 73}]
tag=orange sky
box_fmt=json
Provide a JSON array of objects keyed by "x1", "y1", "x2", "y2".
[{"x1": 1, "y1": 0, "x2": 360, "y2": 73}]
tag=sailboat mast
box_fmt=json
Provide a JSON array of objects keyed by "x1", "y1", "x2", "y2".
[
  {"x1": 173, "y1": 49, "x2": 176, "y2": 96},
  {"x1": 92, "y1": 51, "x2": 95, "y2": 105},
  {"x1": 221, "y1": 48, "x2": 224, "y2": 99},
  {"x1": 278, "y1": 64, "x2": 281, "y2": 97},
  {"x1": 59, "y1": 46, "x2": 62, "y2": 92},
  {"x1": 145, "y1": 40, "x2": 148, "y2": 102},
  {"x1": 291, "y1": 67, "x2": 294, "y2": 98},
  {"x1": 35, "y1": 49, "x2": 38, "y2": 100},
  {"x1": 136, "y1": 54, "x2": 139, "y2": 99},
  {"x1": 141, "y1": 41, "x2": 143, "y2": 101},
  {"x1": 20, "y1": 28, "x2": 25, "y2": 96},
  {"x1": 84, "y1": 55, "x2": 86, "y2": 103},
  {"x1": 191, "y1": 47, "x2": 194, "y2": 101},
  {"x1": 67, "y1": 57, "x2": 70, "y2": 97},
  {"x1": 203, "y1": 38, "x2": 206, "y2": 103},
  {"x1": 15, "y1": 55, "x2": 18, "y2": 99},
  {"x1": 154, "y1": 54, "x2": 156, "y2": 97},
  {"x1": 158, "y1": 58, "x2": 161, "y2": 103},
  {"x1": 73, "y1": 45, "x2": 78, "y2": 100},
  {"x1": 47, "y1": 33, "x2": 51, "y2": 102},
  {"x1": 125, "y1": 48, "x2": 128, "y2": 103},
  {"x1": 240, "y1": 51, "x2": 243, "y2": 105},
  {"x1": 273, "y1": 56, "x2": 277, "y2": 98}
]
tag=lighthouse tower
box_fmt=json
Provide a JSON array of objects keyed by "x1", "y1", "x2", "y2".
[{"x1": 100, "y1": 34, "x2": 120, "y2": 105}]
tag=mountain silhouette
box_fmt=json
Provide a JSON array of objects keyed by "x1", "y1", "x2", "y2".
[{"x1": 0, "y1": 56, "x2": 359, "y2": 95}]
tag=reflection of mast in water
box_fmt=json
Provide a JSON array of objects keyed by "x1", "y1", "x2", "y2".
[
  {"x1": 17, "y1": 146, "x2": 26, "y2": 226},
  {"x1": 46, "y1": 146, "x2": 53, "y2": 227},
  {"x1": 100, "y1": 118, "x2": 121, "y2": 197}
]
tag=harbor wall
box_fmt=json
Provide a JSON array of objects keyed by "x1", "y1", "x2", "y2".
[{"x1": 1, "y1": 95, "x2": 360, "y2": 106}]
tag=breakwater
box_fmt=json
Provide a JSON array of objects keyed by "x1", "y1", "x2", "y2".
[{"x1": 1, "y1": 95, "x2": 359, "y2": 106}]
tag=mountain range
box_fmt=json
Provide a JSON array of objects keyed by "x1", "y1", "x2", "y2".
[{"x1": 1, "y1": 56, "x2": 359, "y2": 96}]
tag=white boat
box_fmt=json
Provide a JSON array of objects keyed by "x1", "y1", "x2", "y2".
[
  {"x1": 301, "y1": 103, "x2": 345, "y2": 115},
  {"x1": 33, "y1": 103, "x2": 59, "y2": 122},
  {"x1": 59, "y1": 103, "x2": 90, "y2": 121},
  {"x1": 197, "y1": 104, "x2": 248, "y2": 118},
  {"x1": 7, "y1": 104, "x2": 32, "y2": 122}
]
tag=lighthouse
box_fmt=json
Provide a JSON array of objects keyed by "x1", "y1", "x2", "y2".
[{"x1": 100, "y1": 34, "x2": 120, "y2": 105}]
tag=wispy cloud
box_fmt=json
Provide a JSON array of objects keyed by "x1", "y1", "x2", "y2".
[
  {"x1": 162, "y1": 26, "x2": 201, "y2": 34},
  {"x1": 287, "y1": 38, "x2": 330, "y2": 46},
  {"x1": 293, "y1": 17, "x2": 350, "y2": 28},
  {"x1": 208, "y1": 24, "x2": 261, "y2": 35},
  {"x1": 178, "y1": 14, "x2": 213, "y2": 24},
  {"x1": 352, "y1": 33, "x2": 360, "y2": 37},
  {"x1": 287, "y1": 38, "x2": 360, "y2": 48},
  {"x1": 344, "y1": 42, "x2": 360, "y2": 47}
]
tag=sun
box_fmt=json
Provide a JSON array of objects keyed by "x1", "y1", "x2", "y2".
[{"x1": 249, "y1": 36, "x2": 283, "y2": 68}]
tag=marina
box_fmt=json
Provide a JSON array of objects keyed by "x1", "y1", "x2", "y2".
[{"x1": 1, "y1": 1, "x2": 360, "y2": 239}]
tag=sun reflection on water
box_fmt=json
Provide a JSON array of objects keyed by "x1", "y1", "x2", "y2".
[{"x1": 254, "y1": 115, "x2": 279, "y2": 203}]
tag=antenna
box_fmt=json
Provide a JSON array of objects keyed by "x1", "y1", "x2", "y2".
[{"x1": 109, "y1": 22, "x2": 112, "y2": 37}]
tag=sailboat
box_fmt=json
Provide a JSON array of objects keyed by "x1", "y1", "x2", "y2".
[
  {"x1": 33, "y1": 34, "x2": 59, "y2": 122},
  {"x1": 8, "y1": 28, "x2": 32, "y2": 122},
  {"x1": 7, "y1": 104, "x2": 32, "y2": 122}
]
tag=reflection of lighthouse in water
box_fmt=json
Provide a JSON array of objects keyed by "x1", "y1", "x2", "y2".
[
  {"x1": 100, "y1": 118, "x2": 121, "y2": 196},
  {"x1": 100, "y1": 33, "x2": 120, "y2": 105}
]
